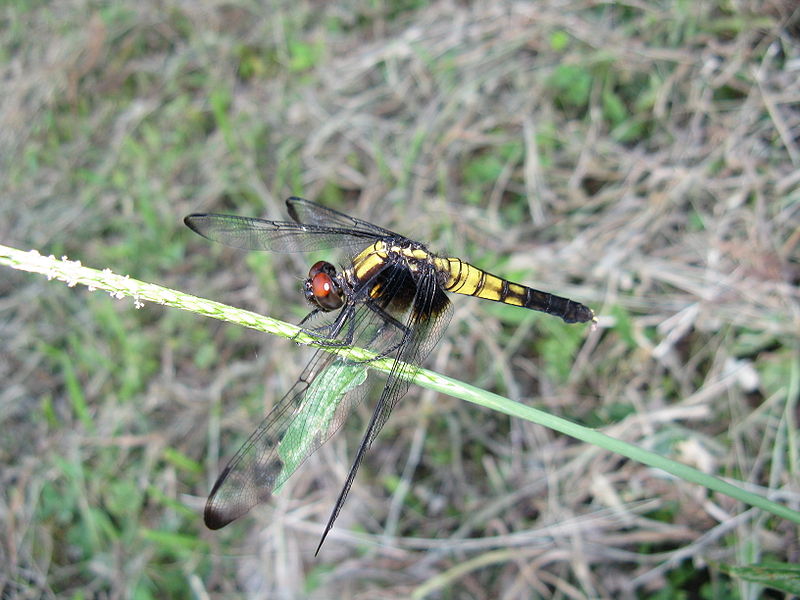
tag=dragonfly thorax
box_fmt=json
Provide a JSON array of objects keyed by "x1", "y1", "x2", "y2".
[{"x1": 304, "y1": 260, "x2": 345, "y2": 311}]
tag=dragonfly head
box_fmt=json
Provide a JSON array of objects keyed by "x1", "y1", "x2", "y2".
[{"x1": 305, "y1": 261, "x2": 344, "y2": 311}]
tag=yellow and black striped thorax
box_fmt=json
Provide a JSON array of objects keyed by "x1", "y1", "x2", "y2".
[
  {"x1": 348, "y1": 239, "x2": 440, "y2": 287},
  {"x1": 348, "y1": 239, "x2": 526, "y2": 306}
]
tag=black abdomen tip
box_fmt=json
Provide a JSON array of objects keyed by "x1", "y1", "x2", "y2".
[{"x1": 563, "y1": 301, "x2": 595, "y2": 324}]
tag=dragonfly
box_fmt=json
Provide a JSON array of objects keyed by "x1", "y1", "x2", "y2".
[{"x1": 184, "y1": 197, "x2": 594, "y2": 553}]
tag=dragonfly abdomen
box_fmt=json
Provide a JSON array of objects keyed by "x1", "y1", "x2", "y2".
[{"x1": 436, "y1": 257, "x2": 594, "y2": 324}]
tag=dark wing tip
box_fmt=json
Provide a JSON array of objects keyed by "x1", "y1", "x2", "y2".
[
  {"x1": 204, "y1": 504, "x2": 235, "y2": 530},
  {"x1": 183, "y1": 214, "x2": 206, "y2": 236},
  {"x1": 203, "y1": 464, "x2": 243, "y2": 530},
  {"x1": 286, "y1": 197, "x2": 304, "y2": 223}
]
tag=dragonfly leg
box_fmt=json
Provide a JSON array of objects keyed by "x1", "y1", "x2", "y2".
[
  {"x1": 360, "y1": 300, "x2": 412, "y2": 360},
  {"x1": 291, "y1": 308, "x2": 333, "y2": 343},
  {"x1": 293, "y1": 303, "x2": 358, "y2": 348},
  {"x1": 296, "y1": 308, "x2": 322, "y2": 328},
  {"x1": 293, "y1": 298, "x2": 411, "y2": 363}
]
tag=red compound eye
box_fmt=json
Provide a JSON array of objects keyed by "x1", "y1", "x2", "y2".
[
  {"x1": 312, "y1": 272, "x2": 334, "y2": 298},
  {"x1": 305, "y1": 261, "x2": 343, "y2": 310}
]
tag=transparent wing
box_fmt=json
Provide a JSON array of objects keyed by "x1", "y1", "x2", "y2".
[
  {"x1": 184, "y1": 213, "x2": 380, "y2": 253},
  {"x1": 204, "y1": 344, "x2": 362, "y2": 529},
  {"x1": 203, "y1": 262, "x2": 424, "y2": 531},
  {"x1": 286, "y1": 197, "x2": 400, "y2": 238},
  {"x1": 314, "y1": 262, "x2": 453, "y2": 553}
]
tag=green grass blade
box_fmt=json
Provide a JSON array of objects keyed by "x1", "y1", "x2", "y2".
[{"x1": 2, "y1": 242, "x2": 798, "y2": 528}]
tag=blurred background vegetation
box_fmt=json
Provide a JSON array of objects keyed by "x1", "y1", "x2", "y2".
[{"x1": 1, "y1": 1, "x2": 798, "y2": 598}]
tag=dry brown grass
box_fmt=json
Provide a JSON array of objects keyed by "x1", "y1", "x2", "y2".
[{"x1": 1, "y1": 1, "x2": 799, "y2": 598}]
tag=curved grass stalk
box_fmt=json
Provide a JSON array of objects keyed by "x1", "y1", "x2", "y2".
[{"x1": 2, "y1": 242, "x2": 798, "y2": 528}]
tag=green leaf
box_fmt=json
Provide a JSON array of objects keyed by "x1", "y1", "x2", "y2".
[
  {"x1": 602, "y1": 88, "x2": 627, "y2": 127},
  {"x1": 163, "y1": 447, "x2": 203, "y2": 474},
  {"x1": 725, "y1": 562, "x2": 800, "y2": 594},
  {"x1": 140, "y1": 528, "x2": 209, "y2": 552},
  {"x1": 548, "y1": 64, "x2": 592, "y2": 108},
  {"x1": 549, "y1": 30, "x2": 570, "y2": 51},
  {"x1": 288, "y1": 39, "x2": 324, "y2": 72}
]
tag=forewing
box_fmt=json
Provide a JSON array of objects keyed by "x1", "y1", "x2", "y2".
[
  {"x1": 286, "y1": 197, "x2": 401, "y2": 239},
  {"x1": 184, "y1": 213, "x2": 379, "y2": 253}
]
